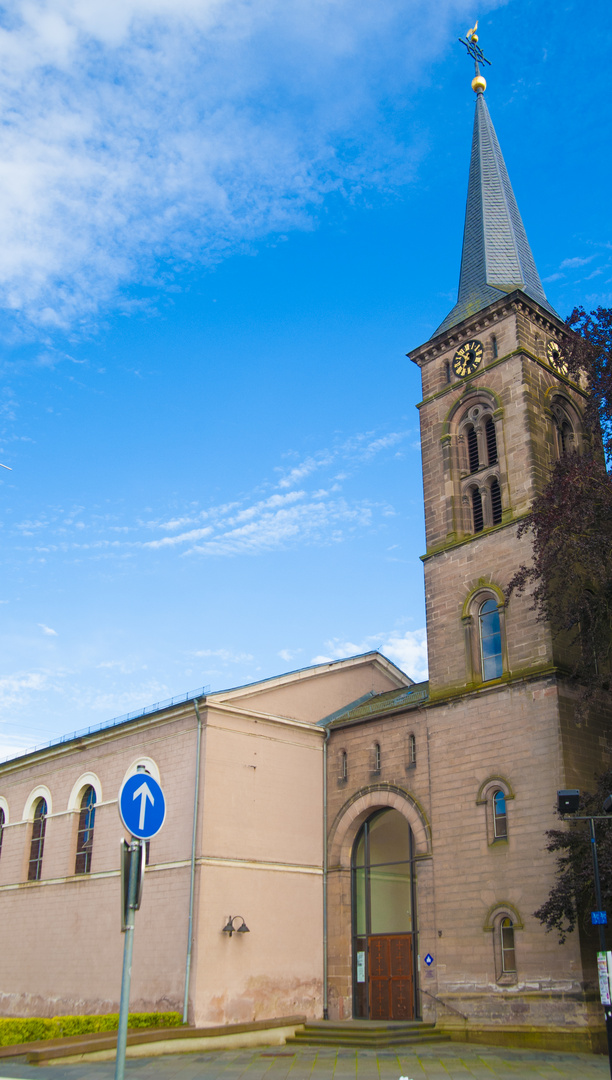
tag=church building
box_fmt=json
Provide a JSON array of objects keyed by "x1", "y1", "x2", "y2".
[{"x1": 0, "y1": 44, "x2": 608, "y2": 1052}]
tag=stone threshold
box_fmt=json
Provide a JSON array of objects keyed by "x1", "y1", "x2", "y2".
[{"x1": 0, "y1": 1015, "x2": 307, "y2": 1065}]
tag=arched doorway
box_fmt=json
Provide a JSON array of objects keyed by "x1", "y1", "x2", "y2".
[{"x1": 352, "y1": 807, "x2": 417, "y2": 1019}]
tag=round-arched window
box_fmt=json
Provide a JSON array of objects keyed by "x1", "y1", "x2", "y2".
[
  {"x1": 479, "y1": 599, "x2": 503, "y2": 681},
  {"x1": 500, "y1": 917, "x2": 516, "y2": 972},
  {"x1": 493, "y1": 789, "x2": 507, "y2": 838},
  {"x1": 75, "y1": 785, "x2": 97, "y2": 875},
  {"x1": 28, "y1": 798, "x2": 47, "y2": 881}
]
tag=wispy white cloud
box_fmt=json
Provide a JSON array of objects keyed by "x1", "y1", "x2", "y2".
[
  {"x1": 186, "y1": 498, "x2": 372, "y2": 556},
  {"x1": 142, "y1": 526, "x2": 213, "y2": 549},
  {"x1": 0, "y1": 670, "x2": 50, "y2": 711},
  {"x1": 38, "y1": 623, "x2": 58, "y2": 636},
  {"x1": 311, "y1": 627, "x2": 428, "y2": 681},
  {"x1": 194, "y1": 648, "x2": 254, "y2": 664},
  {"x1": 560, "y1": 255, "x2": 595, "y2": 269},
  {"x1": 0, "y1": 0, "x2": 501, "y2": 331},
  {"x1": 13, "y1": 426, "x2": 411, "y2": 559}
]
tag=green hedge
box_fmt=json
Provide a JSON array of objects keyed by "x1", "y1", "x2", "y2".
[{"x1": 0, "y1": 1012, "x2": 183, "y2": 1047}]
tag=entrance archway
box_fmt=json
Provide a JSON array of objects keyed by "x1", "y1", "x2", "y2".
[{"x1": 352, "y1": 808, "x2": 416, "y2": 1020}]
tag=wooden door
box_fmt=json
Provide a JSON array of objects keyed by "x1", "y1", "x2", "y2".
[{"x1": 368, "y1": 934, "x2": 414, "y2": 1020}]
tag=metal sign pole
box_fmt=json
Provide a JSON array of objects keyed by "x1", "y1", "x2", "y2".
[{"x1": 115, "y1": 839, "x2": 142, "y2": 1080}]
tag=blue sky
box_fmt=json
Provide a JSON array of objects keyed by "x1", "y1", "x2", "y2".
[{"x1": 0, "y1": 0, "x2": 610, "y2": 759}]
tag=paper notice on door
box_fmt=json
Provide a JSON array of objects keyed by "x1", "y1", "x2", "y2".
[
  {"x1": 356, "y1": 951, "x2": 365, "y2": 983},
  {"x1": 598, "y1": 952, "x2": 611, "y2": 1005}
]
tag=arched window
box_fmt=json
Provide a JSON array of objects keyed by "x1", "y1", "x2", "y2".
[
  {"x1": 485, "y1": 417, "x2": 498, "y2": 465},
  {"x1": 75, "y1": 786, "x2": 96, "y2": 875},
  {"x1": 493, "y1": 789, "x2": 507, "y2": 839},
  {"x1": 466, "y1": 425, "x2": 479, "y2": 473},
  {"x1": 551, "y1": 400, "x2": 577, "y2": 460},
  {"x1": 471, "y1": 487, "x2": 484, "y2": 532},
  {"x1": 490, "y1": 477, "x2": 502, "y2": 525},
  {"x1": 0, "y1": 806, "x2": 4, "y2": 860},
  {"x1": 28, "y1": 798, "x2": 47, "y2": 881},
  {"x1": 500, "y1": 918, "x2": 516, "y2": 973},
  {"x1": 479, "y1": 599, "x2": 503, "y2": 680},
  {"x1": 408, "y1": 733, "x2": 416, "y2": 766},
  {"x1": 371, "y1": 743, "x2": 381, "y2": 774},
  {"x1": 558, "y1": 417, "x2": 573, "y2": 455},
  {"x1": 339, "y1": 750, "x2": 348, "y2": 783}
]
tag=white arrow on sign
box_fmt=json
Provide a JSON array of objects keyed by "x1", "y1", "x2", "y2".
[{"x1": 133, "y1": 782, "x2": 155, "y2": 831}]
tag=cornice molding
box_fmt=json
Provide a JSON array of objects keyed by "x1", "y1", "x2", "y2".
[{"x1": 408, "y1": 290, "x2": 569, "y2": 368}]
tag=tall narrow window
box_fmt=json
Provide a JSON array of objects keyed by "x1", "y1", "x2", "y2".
[
  {"x1": 0, "y1": 807, "x2": 4, "y2": 860},
  {"x1": 467, "y1": 425, "x2": 479, "y2": 473},
  {"x1": 493, "y1": 789, "x2": 507, "y2": 838},
  {"x1": 339, "y1": 750, "x2": 348, "y2": 782},
  {"x1": 479, "y1": 600, "x2": 503, "y2": 680},
  {"x1": 372, "y1": 743, "x2": 381, "y2": 774},
  {"x1": 408, "y1": 734, "x2": 416, "y2": 765},
  {"x1": 445, "y1": 361, "x2": 451, "y2": 384},
  {"x1": 485, "y1": 417, "x2": 498, "y2": 465},
  {"x1": 472, "y1": 487, "x2": 484, "y2": 532},
  {"x1": 558, "y1": 419, "x2": 572, "y2": 455},
  {"x1": 500, "y1": 918, "x2": 516, "y2": 972},
  {"x1": 28, "y1": 798, "x2": 47, "y2": 881},
  {"x1": 492, "y1": 335, "x2": 498, "y2": 359},
  {"x1": 490, "y1": 478, "x2": 502, "y2": 525},
  {"x1": 75, "y1": 785, "x2": 96, "y2": 875}
]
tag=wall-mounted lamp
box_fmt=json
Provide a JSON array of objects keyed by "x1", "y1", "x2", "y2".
[{"x1": 222, "y1": 915, "x2": 250, "y2": 937}]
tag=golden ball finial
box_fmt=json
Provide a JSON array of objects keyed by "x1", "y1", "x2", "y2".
[
  {"x1": 472, "y1": 74, "x2": 486, "y2": 94},
  {"x1": 470, "y1": 32, "x2": 479, "y2": 42}
]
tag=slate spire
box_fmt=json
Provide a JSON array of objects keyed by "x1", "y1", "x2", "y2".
[{"x1": 434, "y1": 87, "x2": 558, "y2": 337}]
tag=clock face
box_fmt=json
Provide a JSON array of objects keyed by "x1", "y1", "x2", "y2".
[
  {"x1": 452, "y1": 339, "x2": 483, "y2": 378},
  {"x1": 546, "y1": 339, "x2": 568, "y2": 375}
]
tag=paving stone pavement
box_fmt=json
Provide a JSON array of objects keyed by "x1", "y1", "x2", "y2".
[{"x1": 0, "y1": 1042, "x2": 609, "y2": 1080}]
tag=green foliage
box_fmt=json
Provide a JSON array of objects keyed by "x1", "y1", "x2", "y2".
[
  {"x1": 534, "y1": 771, "x2": 612, "y2": 943},
  {"x1": 0, "y1": 1018, "x2": 57, "y2": 1047},
  {"x1": 0, "y1": 1012, "x2": 182, "y2": 1047},
  {"x1": 507, "y1": 306, "x2": 612, "y2": 707}
]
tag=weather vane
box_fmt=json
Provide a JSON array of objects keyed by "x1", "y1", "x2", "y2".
[{"x1": 459, "y1": 21, "x2": 491, "y2": 93}]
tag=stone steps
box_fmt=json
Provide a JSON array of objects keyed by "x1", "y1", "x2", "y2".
[{"x1": 286, "y1": 1020, "x2": 451, "y2": 1048}]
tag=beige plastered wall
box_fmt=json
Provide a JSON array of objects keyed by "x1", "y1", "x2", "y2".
[
  {"x1": 189, "y1": 702, "x2": 324, "y2": 1025},
  {"x1": 0, "y1": 709, "x2": 199, "y2": 1016}
]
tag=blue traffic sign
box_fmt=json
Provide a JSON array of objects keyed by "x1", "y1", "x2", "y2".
[{"x1": 118, "y1": 774, "x2": 166, "y2": 839}]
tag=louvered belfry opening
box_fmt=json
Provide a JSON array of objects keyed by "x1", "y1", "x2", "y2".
[
  {"x1": 485, "y1": 417, "x2": 498, "y2": 465},
  {"x1": 467, "y1": 426, "x2": 479, "y2": 472},
  {"x1": 472, "y1": 487, "x2": 484, "y2": 532},
  {"x1": 491, "y1": 478, "x2": 502, "y2": 525}
]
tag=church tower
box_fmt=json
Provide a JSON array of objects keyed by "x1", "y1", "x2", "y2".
[
  {"x1": 322, "y1": 33, "x2": 609, "y2": 1046},
  {"x1": 410, "y1": 42, "x2": 588, "y2": 700},
  {"x1": 406, "y1": 36, "x2": 610, "y2": 1041}
]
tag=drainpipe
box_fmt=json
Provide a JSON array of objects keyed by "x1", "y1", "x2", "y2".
[
  {"x1": 322, "y1": 725, "x2": 330, "y2": 1020},
  {"x1": 183, "y1": 698, "x2": 204, "y2": 1024}
]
